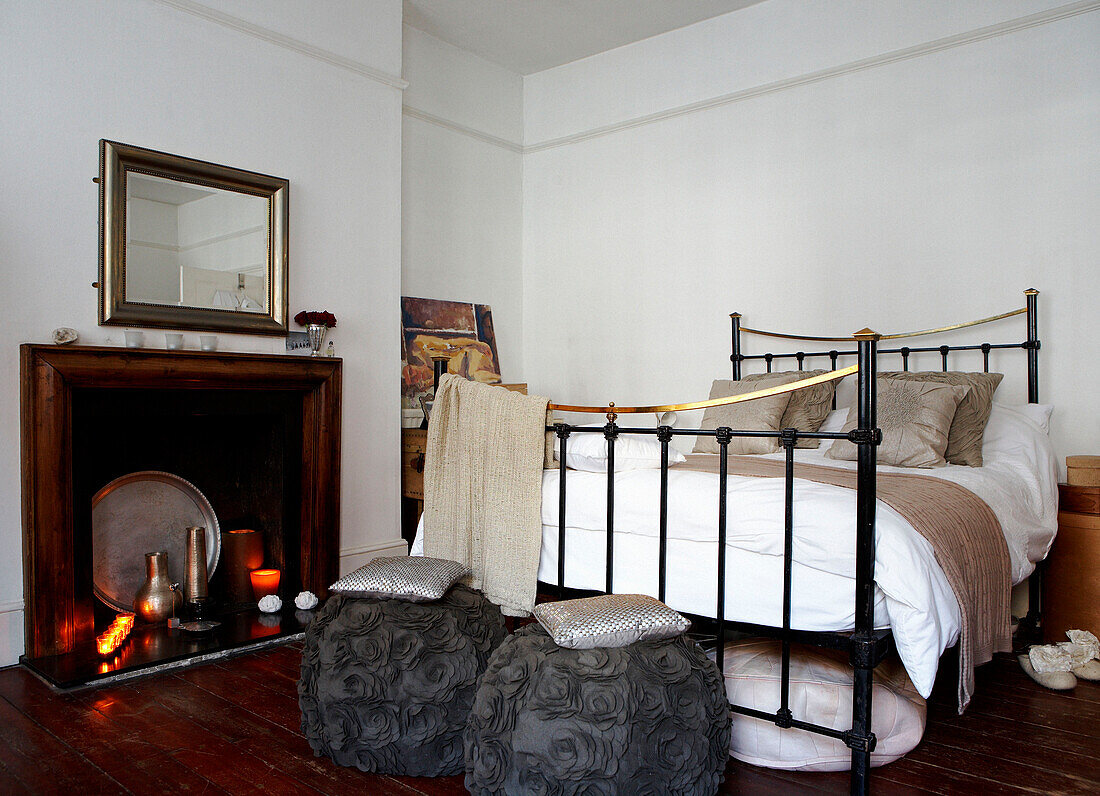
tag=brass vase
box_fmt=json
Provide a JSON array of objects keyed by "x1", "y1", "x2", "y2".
[
  {"x1": 184, "y1": 526, "x2": 209, "y2": 603},
  {"x1": 134, "y1": 551, "x2": 182, "y2": 623}
]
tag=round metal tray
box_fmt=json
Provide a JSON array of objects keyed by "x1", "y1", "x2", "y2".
[{"x1": 91, "y1": 471, "x2": 221, "y2": 613}]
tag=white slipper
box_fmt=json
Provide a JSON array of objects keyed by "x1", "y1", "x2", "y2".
[
  {"x1": 1018, "y1": 654, "x2": 1077, "y2": 690},
  {"x1": 1072, "y1": 659, "x2": 1100, "y2": 681}
]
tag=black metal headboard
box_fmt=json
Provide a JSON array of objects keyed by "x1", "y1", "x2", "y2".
[{"x1": 731, "y1": 288, "x2": 1040, "y2": 404}]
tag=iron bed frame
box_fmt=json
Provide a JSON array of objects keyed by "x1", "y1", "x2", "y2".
[{"x1": 540, "y1": 289, "x2": 1041, "y2": 796}]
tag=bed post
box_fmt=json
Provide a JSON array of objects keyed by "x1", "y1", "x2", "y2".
[
  {"x1": 730, "y1": 313, "x2": 742, "y2": 380},
  {"x1": 1025, "y1": 289, "x2": 1040, "y2": 404},
  {"x1": 849, "y1": 328, "x2": 880, "y2": 796},
  {"x1": 1024, "y1": 288, "x2": 1042, "y2": 636}
]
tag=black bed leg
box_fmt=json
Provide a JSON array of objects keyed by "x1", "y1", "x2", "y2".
[{"x1": 849, "y1": 658, "x2": 875, "y2": 796}]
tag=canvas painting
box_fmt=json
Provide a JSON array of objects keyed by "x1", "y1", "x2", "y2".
[{"x1": 401, "y1": 297, "x2": 501, "y2": 406}]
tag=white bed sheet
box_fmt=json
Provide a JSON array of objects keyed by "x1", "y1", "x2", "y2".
[{"x1": 413, "y1": 403, "x2": 1058, "y2": 697}]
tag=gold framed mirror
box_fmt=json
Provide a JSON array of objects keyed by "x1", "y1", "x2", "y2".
[{"x1": 99, "y1": 140, "x2": 288, "y2": 335}]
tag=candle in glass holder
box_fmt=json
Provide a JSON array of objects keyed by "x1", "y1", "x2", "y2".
[{"x1": 249, "y1": 568, "x2": 281, "y2": 600}]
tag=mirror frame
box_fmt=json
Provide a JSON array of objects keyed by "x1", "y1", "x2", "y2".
[{"x1": 99, "y1": 140, "x2": 289, "y2": 335}]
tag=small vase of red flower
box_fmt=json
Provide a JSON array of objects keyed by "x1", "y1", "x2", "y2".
[{"x1": 294, "y1": 310, "x2": 337, "y2": 357}]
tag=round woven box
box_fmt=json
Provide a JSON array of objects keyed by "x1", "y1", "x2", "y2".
[
  {"x1": 465, "y1": 624, "x2": 731, "y2": 796},
  {"x1": 299, "y1": 585, "x2": 506, "y2": 776}
]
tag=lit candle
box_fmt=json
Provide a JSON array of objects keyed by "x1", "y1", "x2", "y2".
[
  {"x1": 250, "y1": 568, "x2": 281, "y2": 600},
  {"x1": 97, "y1": 612, "x2": 135, "y2": 657}
]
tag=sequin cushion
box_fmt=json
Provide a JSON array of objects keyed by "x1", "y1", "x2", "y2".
[
  {"x1": 533, "y1": 594, "x2": 690, "y2": 649},
  {"x1": 329, "y1": 556, "x2": 469, "y2": 602}
]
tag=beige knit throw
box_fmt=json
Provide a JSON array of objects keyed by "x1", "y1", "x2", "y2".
[{"x1": 423, "y1": 374, "x2": 550, "y2": 616}]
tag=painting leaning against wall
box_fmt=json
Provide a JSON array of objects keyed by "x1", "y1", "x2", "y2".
[{"x1": 401, "y1": 297, "x2": 502, "y2": 407}]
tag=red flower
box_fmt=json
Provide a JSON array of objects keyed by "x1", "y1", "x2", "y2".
[{"x1": 294, "y1": 310, "x2": 337, "y2": 328}]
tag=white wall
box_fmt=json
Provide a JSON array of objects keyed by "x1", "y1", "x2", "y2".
[
  {"x1": 401, "y1": 26, "x2": 525, "y2": 385},
  {"x1": 522, "y1": 0, "x2": 1100, "y2": 467},
  {"x1": 0, "y1": 0, "x2": 406, "y2": 665}
]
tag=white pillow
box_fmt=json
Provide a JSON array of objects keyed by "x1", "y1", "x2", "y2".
[
  {"x1": 818, "y1": 408, "x2": 848, "y2": 434},
  {"x1": 553, "y1": 424, "x2": 686, "y2": 472},
  {"x1": 714, "y1": 639, "x2": 926, "y2": 772},
  {"x1": 986, "y1": 402, "x2": 1053, "y2": 437}
]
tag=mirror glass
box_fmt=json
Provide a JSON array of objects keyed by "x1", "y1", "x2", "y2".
[
  {"x1": 99, "y1": 140, "x2": 288, "y2": 335},
  {"x1": 125, "y1": 173, "x2": 270, "y2": 312}
]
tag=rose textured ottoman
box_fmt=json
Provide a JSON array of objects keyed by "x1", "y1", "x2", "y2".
[
  {"x1": 465, "y1": 622, "x2": 732, "y2": 796},
  {"x1": 299, "y1": 584, "x2": 506, "y2": 776}
]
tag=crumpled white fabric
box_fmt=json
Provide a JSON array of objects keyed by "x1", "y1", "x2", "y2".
[{"x1": 1029, "y1": 629, "x2": 1100, "y2": 673}]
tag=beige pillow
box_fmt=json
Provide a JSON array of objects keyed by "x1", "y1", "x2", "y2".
[
  {"x1": 826, "y1": 379, "x2": 969, "y2": 467},
  {"x1": 739, "y1": 370, "x2": 839, "y2": 449},
  {"x1": 716, "y1": 640, "x2": 926, "y2": 771},
  {"x1": 694, "y1": 379, "x2": 793, "y2": 454},
  {"x1": 533, "y1": 594, "x2": 690, "y2": 649},
  {"x1": 880, "y1": 372, "x2": 1003, "y2": 466}
]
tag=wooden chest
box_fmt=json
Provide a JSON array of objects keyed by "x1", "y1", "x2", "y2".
[
  {"x1": 1058, "y1": 483, "x2": 1100, "y2": 516},
  {"x1": 1043, "y1": 498, "x2": 1100, "y2": 643},
  {"x1": 401, "y1": 428, "x2": 427, "y2": 500}
]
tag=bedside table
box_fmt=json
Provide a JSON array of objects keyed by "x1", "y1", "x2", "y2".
[
  {"x1": 401, "y1": 428, "x2": 427, "y2": 545},
  {"x1": 1042, "y1": 483, "x2": 1100, "y2": 642}
]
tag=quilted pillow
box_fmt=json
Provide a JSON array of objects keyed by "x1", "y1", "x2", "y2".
[
  {"x1": 716, "y1": 639, "x2": 926, "y2": 771},
  {"x1": 694, "y1": 380, "x2": 793, "y2": 455},
  {"x1": 880, "y1": 371, "x2": 1003, "y2": 466},
  {"x1": 737, "y1": 370, "x2": 839, "y2": 448},
  {"x1": 533, "y1": 594, "x2": 690, "y2": 649},
  {"x1": 329, "y1": 556, "x2": 468, "y2": 602},
  {"x1": 826, "y1": 378, "x2": 969, "y2": 467}
]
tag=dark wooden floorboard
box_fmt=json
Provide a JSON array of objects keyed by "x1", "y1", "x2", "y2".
[{"x1": 0, "y1": 647, "x2": 1097, "y2": 795}]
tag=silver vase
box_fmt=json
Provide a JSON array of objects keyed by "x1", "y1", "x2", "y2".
[{"x1": 306, "y1": 323, "x2": 328, "y2": 357}]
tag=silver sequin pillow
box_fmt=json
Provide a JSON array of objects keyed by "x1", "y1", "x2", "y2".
[
  {"x1": 329, "y1": 556, "x2": 469, "y2": 602},
  {"x1": 533, "y1": 594, "x2": 690, "y2": 649}
]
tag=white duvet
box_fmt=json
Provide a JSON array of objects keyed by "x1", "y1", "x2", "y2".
[{"x1": 414, "y1": 403, "x2": 1057, "y2": 697}]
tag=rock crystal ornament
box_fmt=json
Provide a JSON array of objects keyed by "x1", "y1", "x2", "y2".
[
  {"x1": 295, "y1": 590, "x2": 318, "y2": 610},
  {"x1": 52, "y1": 327, "x2": 78, "y2": 345},
  {"x1": 258, "y1": 594, "x2": 282, "y2": 613}
]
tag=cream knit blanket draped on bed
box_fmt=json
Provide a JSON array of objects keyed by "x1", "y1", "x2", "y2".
[{"x1": 423, "y1": 374, "x2": 550, "y2": 616}]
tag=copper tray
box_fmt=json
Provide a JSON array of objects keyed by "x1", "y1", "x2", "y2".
[{"x1": 91, "y1": 471, "x2": 221, "y2": 613}]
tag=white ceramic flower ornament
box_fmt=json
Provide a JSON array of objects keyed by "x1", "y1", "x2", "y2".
[{"x1": 295, "y1": 591, "x2": 319, "y2": 610}]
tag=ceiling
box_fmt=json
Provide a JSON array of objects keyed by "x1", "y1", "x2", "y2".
[{"x1": 403, "y1": 0, "x2": 767, "y2": 75}]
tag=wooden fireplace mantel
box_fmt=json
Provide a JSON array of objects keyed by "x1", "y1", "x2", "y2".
[{"x1": 20, "y1": 344, "x2": 342, "y2": 659}]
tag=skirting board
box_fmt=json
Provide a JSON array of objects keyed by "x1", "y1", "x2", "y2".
[
  {"x1": 0, "y1": 601, "x2": 26, "y2": 668},
  {"x1": 339, "y1": 538, "x2": 409, "y2": 576}
]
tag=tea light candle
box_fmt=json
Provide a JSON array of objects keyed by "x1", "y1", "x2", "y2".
[{"x1": 250, "y1": 568, "x2": 281, "y2": 600}]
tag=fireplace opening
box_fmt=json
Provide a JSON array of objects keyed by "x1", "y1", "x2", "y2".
[
  {"x1": 73, "y1": 387, "x2": 305, "y2": 613},
  {"x1": 20, "y1": 346, "x2": 341, "y2": 690}
]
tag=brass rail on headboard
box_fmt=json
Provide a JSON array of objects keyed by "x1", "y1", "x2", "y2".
[
  {"x1": 738, "y1": 301, "x2": 1031, "y2": 342},
  {"x1": 548, "y1": 364, "x2": 858, "y2": 420}
]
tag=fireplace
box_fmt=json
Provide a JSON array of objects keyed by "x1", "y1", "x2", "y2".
[{"x1": 19, "y1": 345, "x2": 341, "y2": 688}]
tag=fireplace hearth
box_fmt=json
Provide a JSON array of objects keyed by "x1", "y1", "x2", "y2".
[{"x1": 19, "y1": 345, "x2": 341, "y2": 688}]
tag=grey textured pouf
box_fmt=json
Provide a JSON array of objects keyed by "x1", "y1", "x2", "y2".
[
  {"x1": 299, "y1": 585, "x2": 506, "y2": 776},
  {"x1": 465, "y1": 624, "x2": 731, "y2": 796}
]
